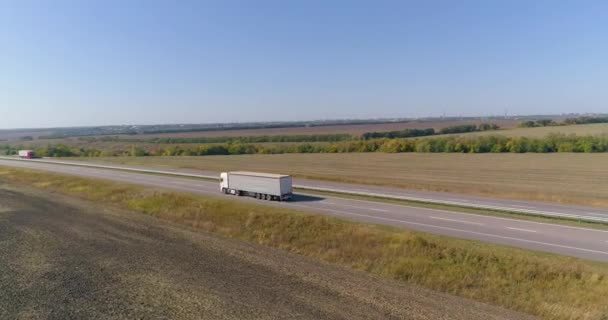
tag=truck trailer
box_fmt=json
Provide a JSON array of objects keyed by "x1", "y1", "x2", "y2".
[
  {"x1": 220, "y1": 171, "x2": 293, "y2": 201},
  {"x1": 18, "y1": 150, "x2": 35, "y2": 159}
]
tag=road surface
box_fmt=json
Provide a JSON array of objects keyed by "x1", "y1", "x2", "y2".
[
  {"x1": 1, "y1": 158, "x2": 608, "y2": 262},
  {"x1": 0, "y1": 185, "x2": 532, "y2": 319}
]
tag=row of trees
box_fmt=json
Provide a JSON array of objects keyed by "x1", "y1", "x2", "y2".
[
  {"x1": 19, "y1": 133, "x2": 608, "y2": 157},
  {"x1": 519, "y1": 116, "x2": 608, "y2": 128},
  {"x1": 361, "y1": 128, "x2": 436, "y2": 140},
  {"x1": 564, "y1": 116, "x2": 608, "y2": 125},
  {"x1": 438, "y1": 123, "x2": 499, "y2": 134},
  {"x1": 362, "y1": 123, "x2": 500, "y2": 140},
  {"x1": 79, "y1": 133, "x2": 354, "y2": 144},
  {"x1": 77, "y1": 123, "x2": 501, "y2": 145}
]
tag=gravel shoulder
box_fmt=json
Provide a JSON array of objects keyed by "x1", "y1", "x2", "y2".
[{"x1": 0, "y1": 184, "x2": 534, "y2": 320}]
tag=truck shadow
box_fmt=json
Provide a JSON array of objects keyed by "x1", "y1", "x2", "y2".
[{"x1": 290, "y1": 194, "x2": 325, "y2": 202}]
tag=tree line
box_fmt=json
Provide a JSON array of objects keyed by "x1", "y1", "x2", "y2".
[
  {"x1": 362, "y1": 123, "x2": 499, "y2": 140},
  {"x1": 75, "y1": 124, "x2": 500, "y2": 145},
  {"x1": 6, "y1": 133, "x2": 607, "y2": 157},
  {"x1": 519, "y1": 116, "x2": 608, "y2": 128},
  {"x1": 78, "y1": 133, "x2": 354, "y2": 144}
]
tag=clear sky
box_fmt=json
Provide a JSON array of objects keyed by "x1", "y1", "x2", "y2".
[{"x1": 1, "y1": 0, "x2": 607, "y2": 128}]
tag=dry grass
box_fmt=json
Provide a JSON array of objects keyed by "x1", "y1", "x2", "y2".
[
  {"x1": 75, "y1": 153, "x2": 608, "y2": 208},
  {"x1": 1, "y1": 166, "x2": 608, "y2": 319}
]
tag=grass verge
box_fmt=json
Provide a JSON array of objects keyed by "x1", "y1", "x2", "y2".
[{"x1": 1, "y1": 166, "x2": 607, "y2": 320}]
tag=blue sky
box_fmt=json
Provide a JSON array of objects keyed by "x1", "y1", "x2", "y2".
[{"x1": 1, "y1": 0, "x2": 607, "y2": 128}]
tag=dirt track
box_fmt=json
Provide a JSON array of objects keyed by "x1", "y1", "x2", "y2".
[{"x1": 0, "y1": 185, "x2": 534, "y2": 320}]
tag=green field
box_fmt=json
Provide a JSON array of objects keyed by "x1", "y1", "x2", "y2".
[
  {"x1": 72, "y1": 153, "x2": 608, "y2": 207},
  {"x1": 1, "y1": 166, "x2": 608, "y2": 319}
]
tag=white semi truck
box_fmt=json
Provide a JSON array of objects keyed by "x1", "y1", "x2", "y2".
[
  {"x1": 18, "y1": 150, "x2": 35, "y2": 159},
  {"x1": 220, "y1": 171, "x2": 293, "y2": 201}
]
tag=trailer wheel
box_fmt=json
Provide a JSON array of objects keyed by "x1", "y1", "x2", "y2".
[{"x1": 267, "y1": 195, "x2": 273, "y2": 201}]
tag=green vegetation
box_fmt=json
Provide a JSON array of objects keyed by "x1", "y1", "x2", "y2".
[
  {"x1": 361, "y1": 123, "x2": 499, "y2": 139},
  {"x1": 9, "y1": 132, "x2": 608, "y2": 157},
  {"x1": 0, "y1": 166, "x2": 607, "y2": 320},
  {"x1": 438, "y1": 123, "x2": 500, "y2": 134},
  {"x1": 80, "y1": 133, "x2": 354, "y2": 144},
  {"x1": 362, "y1": 128, "x2": 436, "y2": 139},
  {"x1": 519, "y1": 116, "x2": 608, "y2": 128},
  {"x1": 564, "y1": 116, "x2": 608, "y2": 125}
]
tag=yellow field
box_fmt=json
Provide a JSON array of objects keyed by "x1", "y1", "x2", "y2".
[{"x1": 74, "y1": 153, "x2": 608, "y2": 207}]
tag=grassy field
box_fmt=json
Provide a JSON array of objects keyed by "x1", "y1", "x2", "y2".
[
  {"x1": 73, "y1": 153, "x2": 608, "y2": 207},
  {"x1": 0, "y1": 166, "x2": 607, "y2": 319}
]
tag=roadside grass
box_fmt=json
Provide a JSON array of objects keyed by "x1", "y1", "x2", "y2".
[
  {"x1": 1, "y1": 166, "x2": 608, "y2": 320},
  {"x1": 69, "y1": 152, "x2": 608, "y2": 208}
]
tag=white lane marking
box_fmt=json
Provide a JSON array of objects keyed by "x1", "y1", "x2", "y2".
[
  {"x1": 506, "y1": 227, "x2": 537, "y2": 233},
  {"x1": 429, "y1": 216, "x2": 484, "y2": 226},
  {"x1": 299, "y1": 192, "x2": 608, "y2": 234},
  {"x1": 512, "y1": 205, "x2": 535, "y2": 209},
  {"x1": 322, "y1": 201, "x2": 389, "y2": 212},
  {"x1": 291, "y1": 204, "x2": 608, "y2": 257}
]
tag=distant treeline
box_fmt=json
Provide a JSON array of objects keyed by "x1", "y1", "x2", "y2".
[
  {"x1": 79, "y1": 133, "x2": 354, "y2": 144},
  {"x1": 362, "y1": 123, "x2": 499, "y2": 140},
  {"x1": 75, "y1": 124, "x2": 499, "y2": 144},
  {"x1": 5, "y1": 133, "x2": 607, "y2": 157},
  {"x1": 361, "y1": 128, "x2": 436, "y2": 140},
  {"x1": 519, "y1": 116, "x2": 608, "y2": 128},
  {"x1": 38, "y1": 119, "x2": 415, "y2": 139}
]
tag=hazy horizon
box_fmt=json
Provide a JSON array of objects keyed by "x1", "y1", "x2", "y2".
[{"x1": 2, "y1": 1, "x2": 607, "y2": 128}]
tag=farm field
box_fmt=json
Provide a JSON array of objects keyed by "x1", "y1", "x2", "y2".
[
  {"x1": 115, "y1": 119, "x2": 519, "y2": 139},
  {"x1": 2, "y1": 119, "x2": 519, "y2": 143},
  {"x1": 72, "y1": 153, "x2": 608, "y2": 207},
  {"x1": 440, "y1": 123, "x2": 608, "y2": 139}
]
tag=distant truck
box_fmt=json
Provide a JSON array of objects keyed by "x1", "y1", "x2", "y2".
[
  {"x1": 18, "y1": 150, "x2": 35, "y2": 159},
  {"x1": 220, "y1": 171, "x2": 293, "y2": 201}
]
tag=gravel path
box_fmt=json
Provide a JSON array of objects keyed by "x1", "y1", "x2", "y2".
[{"x1": 0, "y1": 185, "x2": 534, "y2": 320}]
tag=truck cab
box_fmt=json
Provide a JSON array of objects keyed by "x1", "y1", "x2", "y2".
[{"x1": 220, "y1": 172, "x2": 228, "y2": 192}]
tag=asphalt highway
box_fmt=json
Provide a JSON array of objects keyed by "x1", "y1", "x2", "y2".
[{"x1": 2, "y1": 158, "x2": 608, "y2": 262}]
